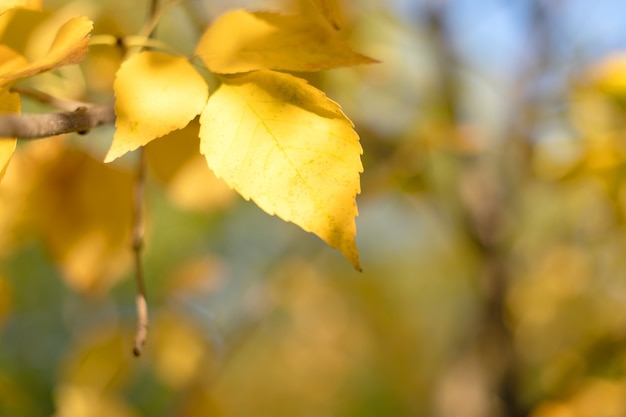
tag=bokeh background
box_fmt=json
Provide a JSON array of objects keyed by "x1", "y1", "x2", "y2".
[{"x1": 3, "y1": 0, "x2": 626, "y2": 416}]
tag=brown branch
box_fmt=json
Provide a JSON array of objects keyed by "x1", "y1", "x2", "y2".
[{"x1": 0, "y1": 104, "x2": 115, "y2": 139}]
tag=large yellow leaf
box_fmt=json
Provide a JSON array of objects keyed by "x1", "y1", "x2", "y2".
[
  {"x1": 194, "y1": 9, "x2": 377, "y2": 74},
  {"x1": 105, "y1": 51, "x2": 209, "y2": 162},
  {"x1": 0, "y1": 0, "x2": 41, "y2": 15},
  {"x1": 199, "y1": 70, "x2": 362, "y2": 269},
  {"x1": 0, "y1": 89, "x2": 19, "y2": 180},
  {"x1": 0, "y1": 16, "x2": 92, "y2": 82}
]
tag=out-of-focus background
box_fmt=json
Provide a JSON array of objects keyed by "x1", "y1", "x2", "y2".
[{"x1": 3, "y1": 0, "x2": 626, "y2": 416}]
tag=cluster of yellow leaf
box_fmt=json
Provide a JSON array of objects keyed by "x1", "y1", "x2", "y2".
[
  {"x1": 106, "y1": 8, "x2": 376, "y2": 270},
  {"x1": 0, "y1": 0, "x2": 374, "y2": 270},
  {"x1": 0, "y1": 0, "x2": 93, "y2": 177}
]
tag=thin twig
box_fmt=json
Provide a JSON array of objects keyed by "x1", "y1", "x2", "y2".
[
  {"x1": 131, "y1": 0, "x2": 160, "y2": 358},
  {"x1": 132, "y1": 149, "x2": 148, "y2": 356}
]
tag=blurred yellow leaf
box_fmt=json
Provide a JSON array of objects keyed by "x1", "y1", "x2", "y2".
[
  {"x1": 36, "y1": 15, "x2": 91, "y2": 65},
  {"x1": 531, "y1": 378, "x2": 626, "y2": 417},
  {"x1": 18, "y1": 143, "x2": 134, "y2": 294},
  {"x1": 174, "y1": 388, "x2": 220, "y2": 417},
  {"x1": 213, "y1": 261, "x2": 370, "y2": 415},
  {"x1": 0, "y1": 139, "x2": 45, "y2": 255},
  {"x1": 306, "y1": 0, "x2": 343, "y2": 29},
  {"x1": 199, "y1": 70, "x2": 362, "y2": 269},
  {"x1": 0, "y1": 45, "x2": 27, "y2": 85},
  {"x1": 593, "y1": 54, "x2": 626, "y2": 98},
  {"x1": 0, "y1": 0, "x2": 41, "y2": 15},
  {"x1": 0, "y1": 275, "x2": 12, "y2": 331},
  {"x1": 105, "y1": 51, "x2": 208, "y2": 162},
  {"x1": 53, "y1": 385, "x2": 139, "y2": 417},
  {"x1": 528, "y1": 402, "x2": 574, "y2": 417},
  {"x1": 0, "y1": 16, "x2": 92, "y2": 82},
  {"x1": 60, "y1": 326, "x2": 131, "y2": 392},
  {"x1": 145, "y1": 122, "x2": 235, "y2": 211},
  {"x1": 164, "y1": 255, "x2": 224, "y2": 295},
  {"x1": 0, "y1": 89, "x2": 19, "y2": 179},
  {"x1": 194, "y1": 9, "x2": 377, "y2": 74},
  {"x1": 166, "y1": 155, "x2": 236, "y2": 211},
  {"x1": 145, "y1": 123, "x2": 203, "y2": 184},
  {"x1": 153, "y1": 314, "x2": 208, "y2": 388},
  {"x1": 569, "y1": 379, "x2": 626, "y2": 417},
  {"x1": 568, "y1": 90, "x2": 626, "y2": 173}
]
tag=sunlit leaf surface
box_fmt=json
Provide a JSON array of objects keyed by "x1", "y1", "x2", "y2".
[
  {"x1": 200, "y1": 70, "x2": 362, "y2": 269},
  {"x1": 106, "y1": 51, "x2": 208, "y2": 162},
  {"x1": 194, "y1": 9, "x2": 377, "y2": 74}
]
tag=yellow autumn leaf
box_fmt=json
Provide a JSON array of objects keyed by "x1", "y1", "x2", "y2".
[
  {"x1": 199, "y1": 70, "x2": 362, "y2": 269},
  {"x1": 194, "y1": 9, "x2": 377, "y2": 74},
  {"x1": 0, "y1": 16, "x2": 92, "y2": 83},
  {"x1": 0, "y1": 89, "x2": 19, "y2": 180},
  {"x1": 105, "y1": 51, "x2": 209, "y2": 162},
  {"x1": 0, "y1": 0, "x2": 41, "y2": 15}
]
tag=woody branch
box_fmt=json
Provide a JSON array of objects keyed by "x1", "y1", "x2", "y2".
[{"x1": 0, "y1": 104, "x2": 115, "y2": 139}]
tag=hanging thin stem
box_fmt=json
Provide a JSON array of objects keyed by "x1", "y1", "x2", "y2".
[
  {"x1": 131, "y1": 0, "x2": 160, "y2": 357},
  {"x1": 132, "y1": 149, "x2": 148, "y2": 356}
]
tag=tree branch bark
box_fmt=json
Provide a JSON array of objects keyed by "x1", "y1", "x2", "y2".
[{"x1": 0, "y1": 104, "x2": 115, "y2": 139}]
